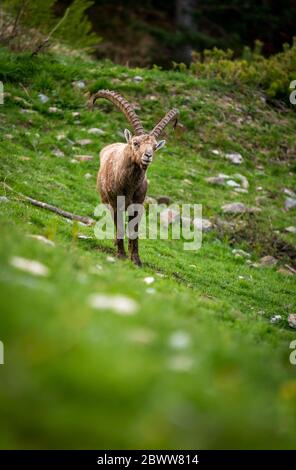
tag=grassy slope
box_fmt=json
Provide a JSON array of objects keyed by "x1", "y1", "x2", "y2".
[{"x1": 0, "y1": 49, "x2": 295, "y2": 449}]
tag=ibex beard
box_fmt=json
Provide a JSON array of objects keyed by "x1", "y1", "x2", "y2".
[{"x1": 90, "y1": 90, "x2": 179, "y2": 266}]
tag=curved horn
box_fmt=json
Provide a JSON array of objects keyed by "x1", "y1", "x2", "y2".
[
  {"x1": 89, "y1": 89, "x2": 144, "y2": 136},
  {"x1": 150, "y1": 108, "x2": 179, "y2": 138}
]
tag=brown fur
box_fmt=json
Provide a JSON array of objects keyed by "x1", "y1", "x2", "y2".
[
  {"x1": 97, "y1": 133, "x2": 159, "y2": 266},
  {"x1": 91, "y1": 90, "x2": 178, "y2": 266}
]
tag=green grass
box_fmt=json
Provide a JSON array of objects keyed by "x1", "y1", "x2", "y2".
[{"x1": 0, "y1": 48, "x2": 296, "y2": 449}]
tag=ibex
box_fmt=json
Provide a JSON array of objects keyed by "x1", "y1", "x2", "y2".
[{"x1": 90, "y1": 90, "x2": 179, "y2": 266}]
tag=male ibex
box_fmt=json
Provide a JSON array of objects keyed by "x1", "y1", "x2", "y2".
[{"x1": 90, "y1": 90, "x2": 179, "y2": 266}]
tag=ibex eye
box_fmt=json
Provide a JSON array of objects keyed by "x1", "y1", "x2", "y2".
[{"x1": 134, "y1": 142, "x2": 139, "y2": 147}]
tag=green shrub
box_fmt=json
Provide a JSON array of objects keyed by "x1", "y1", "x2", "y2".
[
  {"x1": 0, "y1": 0, "x2": 100, "y2": 53},
  {"x1": 186, "y1": 39, "x2": 296, "y2": 103}
]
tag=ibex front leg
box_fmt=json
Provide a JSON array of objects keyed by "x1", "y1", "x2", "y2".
[
  {"x1": 113, "y1": 200, "x2": 126, "y2": 259},
  {"x1": 128, "y1": 204, "x2": 144, "y2": 267}
]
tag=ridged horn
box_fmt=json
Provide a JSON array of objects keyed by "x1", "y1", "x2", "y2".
[
  {"x1": 150, "y1": 108, "x2": 179, "y2": 138},
  {"x1": 89, "y1": 89, "x2": 144, "y2": 136}
]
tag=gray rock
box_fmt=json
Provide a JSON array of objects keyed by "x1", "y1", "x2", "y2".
[
  {"x1": 285, "y1": 226, "x2": 296, "y2": 234},
  {"x1": 88, "y1": 128, "x2": 105, "y2": 135},
  {"x1": 206, "y1": 174, "x2": 230, "y2": 185},
  {"x1": 38, "y1": 93, "x2": 49, "y2": 103},
  {"x1": 259, "y1": 255, "x2": 278, "y2": 266},
  {"x1": 0, "y1": 196, "x2": 9, "y2": 203},
  {"x1": 285, "y1": 198, "x2": 296, "y2": 210},
  {"x1": 76, "y1": 139, "x2": 92, "y2": 146},
  {"x1": 270, "y1": 314, "x2": 282, "y2": 324},
  {"x1": 234, "y1": 173, "x2": 249, "y2": 189},
  {"x1": 72, "y1": 80, "x2": 86, "y2": 89},
  {"x1": 232, "y1": 248, "x2": 251, "y2": 258},
  {"x1": 288, "y1": 314, "x2": 296, "y2": 329},
  {"x1": 226, "y1": 179, "x2": 240, "y2": 188},
  {"x1": 133, "y1": 76, "x2": 143, "y2": 82},
  {"x1": 193, "y1": 217, "x2": 213, "y2": 232},
  {"x1": 225, "y1": 152, "x2": 243, "y2": 164},
  {"x1": 52, "y1": 149, "x2": 64, "y2": 158},
  {"x1": 222, "y1": 202, "x2": 261, "y2": 214},
  {"x1": 283, "y1": 188, "x2": 296, "y2": 198}
]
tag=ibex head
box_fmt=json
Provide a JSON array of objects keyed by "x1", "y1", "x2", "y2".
[{"x1": 89, "y1": 90, "x2": 179, "y2": 169}]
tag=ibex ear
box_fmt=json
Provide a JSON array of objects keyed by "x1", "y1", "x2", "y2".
[
  {"x1": 124, "y1": 129, "x2": 132, "y2": 143},
  {"x1": 155, "y1": 140, "x2": 166, "y2": 151}
]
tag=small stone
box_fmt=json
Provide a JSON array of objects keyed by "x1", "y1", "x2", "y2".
[
  {"x1": 144, "y1": 276, "x2": 155, "y2": 285},
  {"x1": 226, "y1": 179, "x2": 240, "y2": 188},
  {"x1": 283, "y1": 188, "x2": 296, "y2": 198},
  {"x1": 52, "y1": 149, "x2": 64, "y2": 158},
  {"x1": 222, "y1": 202, "x2": 246, "y2": 214},
  {"x1": 206, "y1": 175, "x2": 229, "y2": 185},
  {"x1": 232, "y1": 248, "x2": 251, "y2": 258},
  {"x1": 183, "y1": 178, "x2": 192, "y2": 185},
  {"x1": 20, "y1": 109, "x2": 36, "y2": 114},
  {"x1": 133, "y1": 76, "x2": 143, "y2": 82},
  {"x1": 169, "y1": 331, "x2": 191, "y2": 350},
  {"x1": 78, "y1": 234, "x2": 92, "y2": 239},
  {"x1": 76, "y1": 139, "x2": 92, "y2": 146},
  {"x1": 88, "y1": 128, "x2": 105, "y2": 135},
  {"x1": 277, "y1": 268, "x2": 293, "y2": 276},
  {"x1": 72, "y1": 80, "x2": 86, "y2": 89},
  {"x1": 235, "y1": 173, "x2": 249, "y2": 189},
  {"x1": 57, "y1": 133, "x2": 66, "y2": 141},
  {"x1": 211, "y1": 149, "x2": 221, "y2": 155},
  {"x1": 234, "y1": 188, "x2": 248, "y2": 194},
  {"x1": 0, "y1": 196, "x2": 9, "y2": 203},
  {"x1": 222, "y1": 202, "x2": 260, "y2": 214},
  {"x1": 5, "y1": 134, "x2": 13, "y2": 139},
  {"x1": 193, "y1": 217, "x2": 213, "y2": 232},
  {"x1": 48, "y1": 106, "x2": 59, "y2": 113},
  {"x1": 225, "y1": 152, "x2": 243, "y2": 164},
  {"x1": 38, "y1": 93, "x2": 49, "y2": 103},
  {"x1": 27, "y1": 234, "x2": 55, "y2": 247},
  {"x1": 73, "y1": 154, "x2": 93, "y2": 162},
  {"x1": 145, "y1": 196, "x2": 157, "y2": 205},
  {"x1": 285, "y1": 226, "x2": 296, "y2": 234},
  {"x1": 285, "y1": 198, "x2": 296, "y2": 210},
  {"x1": 88, "y1": 294, "x2": 138, "y2": 315},
  {"x1": 288, "y1": 314, "x2": 296, "y2": 329},
  {"x1": 72, "y1": 111, "x2": 80, "y2": 118},
  {"x1": 156, "y1": 195, "x2": 172, "y2": 205},
  {"x1": 106, "y1": 255, "x2": 116, "y2": 263},
  {"x1": 10, "y1": 256, "x2": 49, "y2": 277},
  {"x1": 270, "y1": 314, "x2": 282, "y2": 324},
  {"x1": 19, "y1": 156, "x2": 31, "y2": 161},
  {"x1": 259, "y1": 255, "x2": 278, "y2": 267},
  {"x1": 84, "y1": 173, "x2": 92, "y2": 180}
]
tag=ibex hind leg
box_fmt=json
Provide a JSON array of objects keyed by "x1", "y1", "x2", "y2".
[
  {"x1": 128, "y1": 215, "x2": 142, "y2": 267},
  {"x1": 114, "y1": 210, "x2": 127, "y2": 259}
]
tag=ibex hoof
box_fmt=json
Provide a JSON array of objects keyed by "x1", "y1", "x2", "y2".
[
  {"x1": 132, "y1": 256, "x2": 142, "y2": 267},
  {"x1": 117, "y1": 251, "x2": 127, "y2": 260}
]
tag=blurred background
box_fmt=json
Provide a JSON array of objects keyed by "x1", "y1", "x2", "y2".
[{"x1": 2, "y1": 0, "x2": 296, "y2": 67}]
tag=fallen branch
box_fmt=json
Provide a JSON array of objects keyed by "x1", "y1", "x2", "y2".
[
  {"x1": 31, "y1": 7, "x2": 70, "y2": 57},
  {"x1": 2, "y1": 183, "x2": 95, "y2": 226}
]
